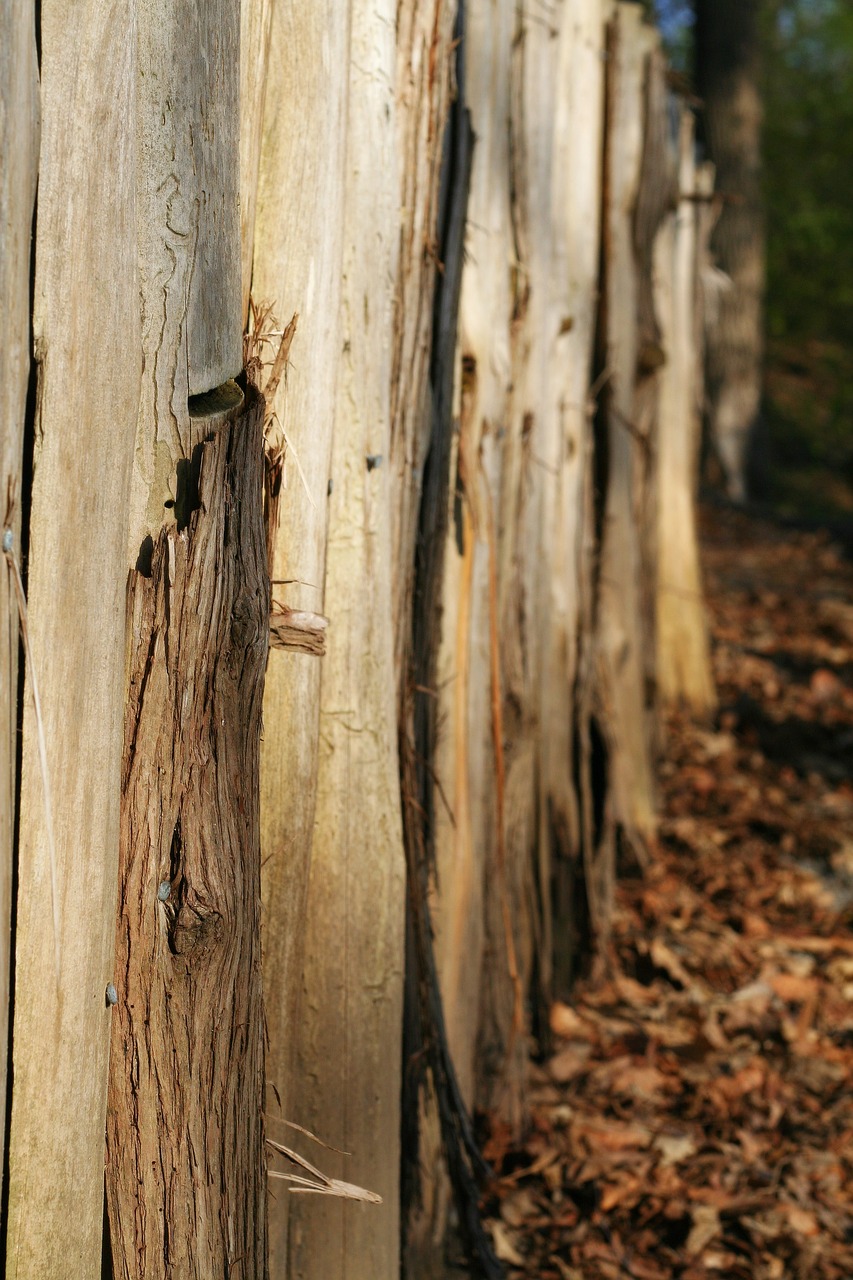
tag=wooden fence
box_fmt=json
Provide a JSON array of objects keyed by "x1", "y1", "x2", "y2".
[{"x1": 0, "y1": 1, "x2": 715, "y2": 1276}]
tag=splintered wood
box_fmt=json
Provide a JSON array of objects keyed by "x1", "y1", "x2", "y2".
[{"x1": 105, "y1": 392, "x2": 269, "y2": 1279}]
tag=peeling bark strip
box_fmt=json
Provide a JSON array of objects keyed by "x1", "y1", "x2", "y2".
[
  {"x1": 269, "y1": 607, "x2": 327, "y2": 655},
  {"x1": 106, "y1": 389, "x2": 269, "y2": 1280}
]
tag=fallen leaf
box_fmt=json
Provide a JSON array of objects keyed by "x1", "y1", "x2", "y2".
[
  {"x1": 653, "y1": 1132, "x2": 697, "y2": 1166},
  {"x1": 784, "y1": 1203, "x2": 820, "y2": 1236},
  {"x1": 487, "y1": 1219, "x2": 526, "y2": 1266},
  {"x1": 547, "y1": 1043, "x2": 592, "y2": 1083},
  {"x1": 549, "y1": 1001, "x2": 592, "y2": 1040},
  {"x1": 686, "y1": 1204, "x2": 721, "y2": 1256}
]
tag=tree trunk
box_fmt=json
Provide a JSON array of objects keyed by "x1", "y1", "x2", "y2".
[
  {"x1": 695, "y1": 0, "x2": 764, "y2": 502},
  {"x1": 5, "y1": 0, "x2": 142, "y2": 1273},
  {"x1": 0, "y1": 0, "x2": 38, "y2": 1187}
]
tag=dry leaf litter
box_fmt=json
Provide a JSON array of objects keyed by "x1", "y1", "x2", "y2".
[{"x1": 479, "y1": 505, "x2": 853, "y2": 1280}]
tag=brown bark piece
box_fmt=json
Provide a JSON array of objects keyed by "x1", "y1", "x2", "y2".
[{"x1": 106, "y1": 390, "x2": 269, "y2": 1280}]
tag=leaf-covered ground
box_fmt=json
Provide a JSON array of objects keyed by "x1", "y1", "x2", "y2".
[{"x1": 483, "y1": 504, "x2": 853, "y2": 1280}]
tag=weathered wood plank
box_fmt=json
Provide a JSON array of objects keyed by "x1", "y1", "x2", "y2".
[
  {"x1": 250, "y1": 4, "x2": 351, "y2": 1270},
  {"x1": 128, "y1": 0, "x2": 243, "y2": 558},
  {"x1": 4, "y1": 0, "x2": 142, "y2": 1272},
  {"x1": 286, "y1": 10, "x2": 405, "y2": 1273},
  {"x1": 400, "y1": 2, "x2": 510, "y2": 1266},
  {"x1": 139, "y1": 0, "x2": 241, "y2": 397},
  {"x1": 106, "y1": 390, "x2": 269, "y2": 1280},
  {"x1": 416, "y1": 0, "x2": 515, "y2": 1162},
  {"x1": 0, "y1": 0, "x2": 38, "y2": 1182}
]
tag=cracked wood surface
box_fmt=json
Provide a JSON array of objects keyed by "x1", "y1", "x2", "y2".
[
  {"x1": 106, "y1": 390, "x2": 269, "y2": 1280},
  {"x1": 129, "y1": 0, "x2": 243, "y2": 556}
]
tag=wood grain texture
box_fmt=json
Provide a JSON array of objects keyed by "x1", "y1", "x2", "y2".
[
  {"x1": 0, "y1": 0, "x2": 38, "y2": 1181},
  {"x1": 4, "y1": 0, "x2": 142, "y2": 1272},
  {"x1": 286, "y1": 10, "x2": 405, "y2": 1275},
  {"x1": 250, "y1": 4, "x2": 351, "y2": 1270},
  {"x1": 106, "y1": 391, "x2": 269, "y2": 1280}
]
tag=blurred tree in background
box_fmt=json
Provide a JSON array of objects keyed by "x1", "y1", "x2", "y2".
[
  {"x1": 695, "y1": 0, "x2": 764, "y2": 504},
  {"x1": 761, "y1": 0, "x2": 853, "y2": 522},
  {"x1": 653, "y1": 0, "x2": 853, "y2": 522},
  {"x1": 764, "y1": 0, "x2": 853, "y2": 346}
]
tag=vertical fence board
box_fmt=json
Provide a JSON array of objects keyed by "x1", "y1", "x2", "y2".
[
  {"x1": 251, "y1": 5, "x2": 351, "y2": 1271},
  {"x1": 444, "y1": 0, "x2": 514, "y2": 1119},
  {"x1": 105, "y1": 4, "x2": 267, "y2": 1270},
  {"x1": 286, "y1": 10, "x2": 404, "y2": 1275},
  {"x1": 0, "y1": 0, "x2": 38, "y2": 1182},
  {"x1": 107, "y1": 392, "x2": 269, "y2": 1280},
  {"x1": 593, "y1": 3, "x2": 657, "y2": 901},
  {"x1": 404, "y1": 9, "x2": 514, "y2": 1249},
  {"x1": 5, "y1": 0, "x2": 142, "y2": 1273},
  {"x1": 545, "y1": 0, "x2": 606, "y2": 997},
  {"x1": 655, "y1": 109, "x2": 716, "y2": 716}
]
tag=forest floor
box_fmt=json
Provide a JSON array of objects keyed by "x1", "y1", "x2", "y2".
[{"x1": 482, "y1": 503, "x2": 853, "y2": 1280}]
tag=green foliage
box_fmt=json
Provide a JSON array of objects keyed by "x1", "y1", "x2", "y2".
[
  {"x1": 760, "y1": 1, "x2": 853, "y2": 519},
  {"x1": 763, "y1": 0, "x2": 853, "y2": 345},
  {"x1": 650, "y1": 0, "x2": 853, "y2": 517}
]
